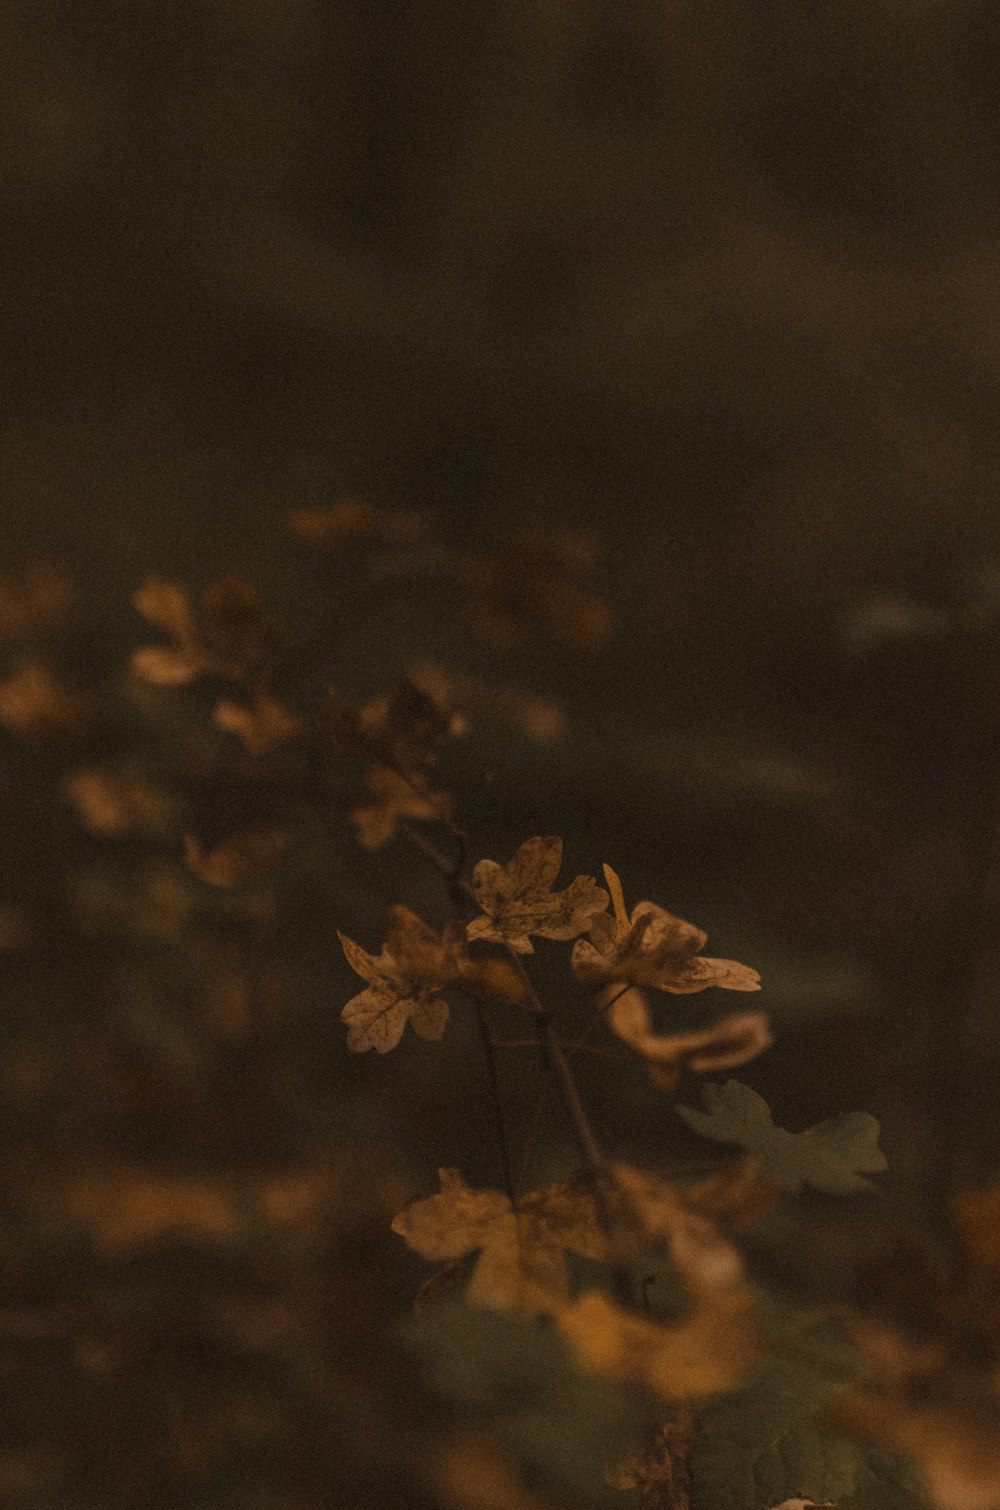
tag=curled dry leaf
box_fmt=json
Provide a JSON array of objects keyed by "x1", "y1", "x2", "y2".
[
  {"x1": 349, "y1": 765, "x2": 451, "y2": 850},
  {"x1": 0, "y1": 656, "x2": 93, "y2": 737},
  {"x1": 407, "y1": 658, "x2": 567, "y2": 745},
  {"x1": 64, "y1": 767, "x2": 175, "y2": 838},
  {"x1": 604, "y1": 985, "x2": 772, "y2": 1090},
  {"x1": 466, "y1": 836, "x2": 609, "y2": 954},
  {"x1": 213, "y1": 691, "x2": 305, "y2": 755},
  {"x1": 287, "y1": 498, "x2": 431, "y2": 550},
  {"x1": 459, "y1": 529, "x2": 612, "y2": 652},
  {"x1": 0, "y1": 560, "x2": 76, "y2": 640},
  {"x1": 183, "y1": 826, "x2": 290, "y2": 887},
  {"x1": 572, "y1": 865, "x2": 761, "y2": 995}
]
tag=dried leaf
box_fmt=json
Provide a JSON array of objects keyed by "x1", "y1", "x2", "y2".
[
  {"x1": 392, "y1": 1168, "x2": 602, "y2": 1316},
  {"x1": 327, "y1": 676, "x2": 459, "y2": 769},
  {"x1": 408, "y1": 659, "x2": 566, "y2": 744},
  {"x1": 676, "y1": 1081, "x2": 887, "y2": 1195},
  {"x1": 64, "y1": 767, "x2": 175, "y2": 837},
  {"x1": 605, "y1": 986, "x2": 772, "y2": 1086},
  {"x1": 213, "y1": 691, "x2": 306, "y2": 755},
  {"x1": 338, "y1": 905, "x2": 461, "y2": 1052},
  {"x1": 288, "y1": 498, "x2": 430, "y2": 549},
  {"x1": 572, "y1": 867, "x2": 761, "y2": 995},
  {"x1": 607, "y1": 1412, "x2": 693, "y2": 1510},
  {"x1": 460, "y1": 529, "x2": 612, "y2": 652},
  {"x1": 130, "y1": 574, "x2": 273, "y2": 685},
  {"x1": 349, "y1": 765, "x2": 451, "y2": 849},
  {"x1": 0, "y1": 655, "x2": 93, "y2": 736},
  {"x1": 183, "y1": 826, "x2": 290, "y2": 887},
  {"x1": 466, "y1": 836, "x2": 609, "y2": 954},
  {"x1": 556, "y1": 1286, "x2": 757, "y2": 1402}
]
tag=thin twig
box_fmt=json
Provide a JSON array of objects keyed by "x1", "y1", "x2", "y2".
[{"x1": 476, "y1": 1003, "x2": 519, "y2": 1207}]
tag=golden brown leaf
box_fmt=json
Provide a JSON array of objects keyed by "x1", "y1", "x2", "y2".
[
  {"x1": 407, "y1": 659, "x2": 566, "y2": 744},
  {"x1": 213, "y1": 691, "x2": 306, "y2": 755},
  {"x1": 0, "y1": 656, "x2": 93, "y2": 736},
  {"x1": 130, "y1": 575, "x2": 274, "y2": 685},
  {"x1": 288, "y1": 498, "x2": 430, "y2": 549},
  {"x1": 63, "y1": 767, "x2": 175, "y2": 838},
  {"x1": 466, "y1": 836, "x2": 609, "y2": 954},
  {"x1": 184, "y1": 826, "x2": 290, "y2": 887},
  {"x1": 603, "y1": 985, "x2": 772, "y2": 1087},
  {"x1": 391, "y1": 1168, "x2": 599, "y2": 1316},
  {"x1": 556, "y1": 1286, "x2": 757, "y2": 1402},
  {"x1": 607, "y1": 1412, "x2": 693, "y2": 1510},
  {"x1": 338, "y1": 905, "x2": 461, "y2": 1052},
  {"x1": 459, "y1": 529, "x2": 612, "y2": 652},
  {"x1": 572, "y1": 866, "x2": 761, "y2": 995},
  {"x1": 349, "y1": 765, "x2": 451, "y2": 849},
  {"x1": 327, "y1": 676, "x2": 459, "y2": 769}
]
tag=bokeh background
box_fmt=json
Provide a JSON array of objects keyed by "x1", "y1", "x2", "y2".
[{"x1": 4, "y1": 2, "x2": 1000, "y2": 1505}]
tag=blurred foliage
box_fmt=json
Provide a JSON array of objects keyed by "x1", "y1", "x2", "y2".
[{"x1": 4, "y1": 1, "x2": 1000, "y2": 1505}]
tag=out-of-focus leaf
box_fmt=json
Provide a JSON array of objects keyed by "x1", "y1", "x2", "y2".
[
  {"x1": 403, "y1": 1301, "x2": 645, "y2": 1507},
  {"x1": 676, "y1": 1082, "x2": 887, "y2": 1195}
]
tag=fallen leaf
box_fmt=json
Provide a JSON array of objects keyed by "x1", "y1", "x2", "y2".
[{"x1": 466, "y1": 836, "x2": 609, "y2": 954}]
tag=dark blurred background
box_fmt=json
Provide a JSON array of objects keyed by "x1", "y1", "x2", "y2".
[{"x1": 4, "y1": 2, "x2": 1000, "y2": 1505}]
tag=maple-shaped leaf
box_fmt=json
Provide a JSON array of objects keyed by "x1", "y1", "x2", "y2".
[
  {"x1": 213, "y1": 691, "x2": 305, "y2": 755},
  {"x1": 392, "y1": 1169, "x2": 572, "y2": 1315},
  {"x1": 466, "y1": 836, "x2": 609, "y2": 954},
  {"x1": 692, "y1": 1346, "x2": 927, "y2": 1510},
  {"x1": 349, "y1": 765, "x2": 451, "y2": 849},
  {"x1": 572, "y1": 867, "x2": 761, "y2": 995},
  {"x1": 605, "y1": 985, "x2": 772, "y2": 1089},
  {"x1": 677, "y1": 1081, "x2": 887, "y2": 1195},
  {"x1": 338, "y1": 905, "x2": 466, "y2": 1053}
]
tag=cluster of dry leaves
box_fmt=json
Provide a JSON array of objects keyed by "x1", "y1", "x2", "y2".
[{"x1": 4, "y1": 516, "x2": 1000, "y2": 1510}]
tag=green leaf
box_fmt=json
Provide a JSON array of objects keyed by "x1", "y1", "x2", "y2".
[
  {"x1": 402, "y1": 1301, "x2": 646, "y2": 1506},
  {"x1": 676, "y1": 1081, "x2": 887, "y2": 1195},
  {"x1": 691, "y1": 1312, "x2": 930, "y2": 1510}
]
